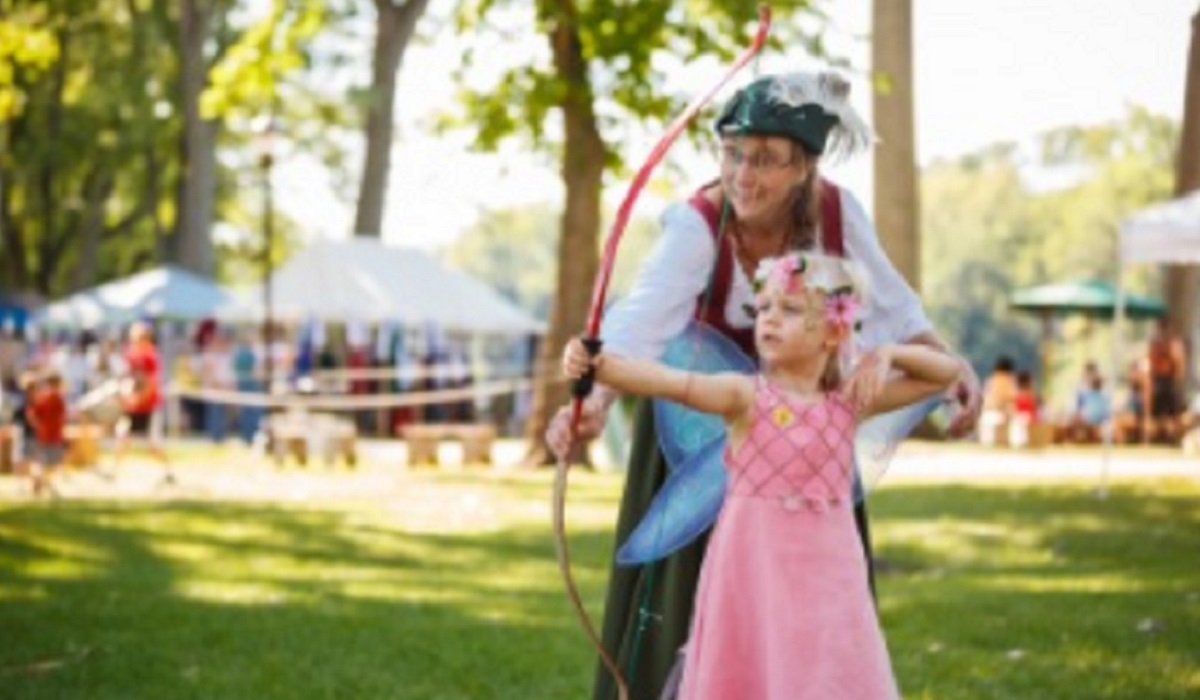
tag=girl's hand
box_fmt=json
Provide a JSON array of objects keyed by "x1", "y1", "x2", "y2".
[
  {"x1": 844, "y1": 345, "x2": 894, "y2": 412},
  {"x1": 561, "y1": 337, "x2": 600, "y2": 380}
]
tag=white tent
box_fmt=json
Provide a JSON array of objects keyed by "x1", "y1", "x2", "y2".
[
  {"x1": 221, "y1": 239, "x2": 545, "y2": 335},
  {"x1": 1102, "y1": 191, "x2": 1200, "y2": 490},
  {"x1": 35, "y1": 265, "x2": 235, "y2": 328},
  {"x1": 1119, "y1": 190, "x2": 1200, "y2": 264}
]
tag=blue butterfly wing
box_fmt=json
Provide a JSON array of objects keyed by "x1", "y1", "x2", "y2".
[
  {"x1": 616, "y1": 436, "x2": 728, "y2": 566},
  {"x1": 654, "y1": 321, "x2": 755, "y2": 469},
  {"x1": 852, "y1": 396, "x2": 943, "y2": 503}
]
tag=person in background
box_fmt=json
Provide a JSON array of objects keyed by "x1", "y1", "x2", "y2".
[
  {"x1": 1008, "y1": 369, "x2": 1043, "y2": 447},
  {"x1": 26, "y1": 370, "x2": 67, "y2": 497},
  {"x1": 979, "y1": 356, "x2": 1018, "y2": 446},
  {"x1": 1013, "y1": 370, "x2": 1040, "y2": 424},
  {"x1": 1144, "y1": 318, "x2": 1186, "y2": 442},
  {"x1": 200, "y1": 330, "x2": 234, "y2": 443},
  {"x1": 1066, "y1": 370, "x2": 1111, "y2": 443},
  {"x1": 114, "y1": 322, "x2": 173, "y2": 482},
  {"x1": 232, "y1": 331, "x2": 263, "y2": 445}
]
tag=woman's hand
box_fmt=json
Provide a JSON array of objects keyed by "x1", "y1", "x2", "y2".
[
  {"x1": 843, "y1": 345, "x2": 894, "y2": 412},
  {"x1": 545, "y1": 339, "x2": 613, "y2": 459},
  {"x1": 545, "y1": 390, "x2": 613, "y2": 461},
  {"x1": 945, "y1": 357, "x2": 983, "y2": 436}
]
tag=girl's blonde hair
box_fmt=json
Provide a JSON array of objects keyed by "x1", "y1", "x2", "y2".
[{"x1": 753, "y1": 252, "x2": 869, "y2": 391}]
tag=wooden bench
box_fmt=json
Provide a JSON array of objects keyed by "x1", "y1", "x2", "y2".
[
  {"x1": 64, "y1": 423, "x2": 104, "y2": 467},
  {"x1": 401, "y1": 423, "x2": 496, "y2": 466},
  {"x1": 0, "y1": 426, "x2": 14, "y2": 474},
  {"x1": 268, "y1": 411, "x2": 357, "y2": 468}
]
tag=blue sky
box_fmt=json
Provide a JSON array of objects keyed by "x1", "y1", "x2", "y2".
[{"x1": 270, "y1": 0, "x2": 1199, "y2": 250}]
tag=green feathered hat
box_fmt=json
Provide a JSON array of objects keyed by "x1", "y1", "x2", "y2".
[{"x1": 714, "y1": 72, "x2": 874, "y2": 161}]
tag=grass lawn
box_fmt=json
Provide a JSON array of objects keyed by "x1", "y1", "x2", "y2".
[{"x1": 1, "y1": 469, "x2": 1198, "y2": 699}]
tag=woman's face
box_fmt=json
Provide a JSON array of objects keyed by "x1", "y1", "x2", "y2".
[{"x1": 719, "y1": 135, "x2": 811, "y2": 225}]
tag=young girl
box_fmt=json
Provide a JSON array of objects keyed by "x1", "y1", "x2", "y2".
[{"x1": 563, "y1": 252, "x2": 959, "y2": 699}]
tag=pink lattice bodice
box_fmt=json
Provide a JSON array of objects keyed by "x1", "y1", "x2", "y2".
[{"x1": 725, "y1": 377, "x2": 856, "y2": 514}]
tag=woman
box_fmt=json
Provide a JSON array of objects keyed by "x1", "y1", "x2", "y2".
[{"x1": 545, "y1": 72, "x2": 982, "y2": 700}]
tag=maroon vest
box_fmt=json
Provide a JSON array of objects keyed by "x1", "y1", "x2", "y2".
[{"x1": 689, "y1": 179, "x2": 845, "y2": 360}]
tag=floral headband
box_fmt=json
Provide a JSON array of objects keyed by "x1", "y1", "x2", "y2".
[{"x1": 749, "y1": 253, "x2": 863, "y2": 332}]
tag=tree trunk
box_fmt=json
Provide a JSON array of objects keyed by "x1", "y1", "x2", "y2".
[
  {"x1": 175, "y1": 0, "x2": 217, "y2": 275},
  {"x1": 34, "y1": 28, "x2": 70, "y2": 295},
  {"x1": 524, "y1": 0, "x2": 606, "y2": 466},
  {"x1": 353, "y1": 0, "x2": 432, "y2": 238},
  {"x1": 0, "y1": 134, "x2": 26, "y2": 290},
  {"x1": 73, "y1": 172, "x2": 113, "y2": 291},
  {"x1": 871, "y1": 0, "x2": 920, "y2": 290},
  {"x1": 1165, "y1": 8, "x2": 1200, "y2": 378},
  {"x1": 0, "y1": 131, "x2": 7, "y2": 289}
]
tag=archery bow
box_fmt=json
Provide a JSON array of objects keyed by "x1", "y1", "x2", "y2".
[{"x1": 552, "y1": 7, "x2": 772, "y2": 699}]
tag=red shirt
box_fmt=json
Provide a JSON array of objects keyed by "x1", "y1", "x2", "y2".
[
  {"x1": 29, "y1": 388, "x2": 67, "y2": 445},
  {"x1": 1014, "y1": 391, "x2": 1039, "y2": 421},
  {"x1": 124, "y1": 341, "x2": 161, "y2": 413}
]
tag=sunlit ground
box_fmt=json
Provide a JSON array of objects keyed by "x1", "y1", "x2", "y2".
[{"x1": 1, "y1": 443, "x2": 1197, "y2": 699}]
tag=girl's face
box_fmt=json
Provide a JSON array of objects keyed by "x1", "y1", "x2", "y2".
[
  {"x1": 720, "y1": 135, "x2": 811, "y2": 224},
  {"x1": 753, "y1": 284, "x2": 836, "y2": 370}
]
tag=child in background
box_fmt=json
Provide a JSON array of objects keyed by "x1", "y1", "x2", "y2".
[
  {"x1": 562, "y1": 253, "x2": 959, "y2": 699},
  {"x1": 1069, "y1": 373, "x2": 1111, "y2": 443},
  {"x1": 1009, "y1": 370, "x2": 1043, "y2": 447},
  {"x1": 26, "y1": 370, "x2": 67, "y2": 497},
  {"x1": 1013, "y1": 371, "x2": 1040, "y2": 423}
]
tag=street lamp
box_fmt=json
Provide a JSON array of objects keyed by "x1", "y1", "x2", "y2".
[{"x1": 253, "y1": 116, "x2": 276, "y2": 394}]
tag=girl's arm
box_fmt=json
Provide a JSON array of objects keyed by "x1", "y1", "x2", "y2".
[
  {"x1": 563, "y1": 338, "x2": 753, "y2": 421},
  {"x1": 853, "y1": 344, "x2": 960, "y2": 419}
]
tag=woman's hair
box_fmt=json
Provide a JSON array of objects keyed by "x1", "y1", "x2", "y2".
[{"x1": 785, "y1": 149, "x2": 822, "y2": 253}]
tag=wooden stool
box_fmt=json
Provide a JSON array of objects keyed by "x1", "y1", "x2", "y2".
[{"x1": 401, "y1": 423, "x2": 497, "y2": 467}]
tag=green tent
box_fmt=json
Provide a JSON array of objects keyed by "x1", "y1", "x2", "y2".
[{"x1": 1009, "y1": 279, "x2": 1165, "y2": 320}]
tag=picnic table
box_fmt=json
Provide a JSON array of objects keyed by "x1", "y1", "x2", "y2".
[{"x1": 267, "y1": 410, "x2": 357, "y2": 467}]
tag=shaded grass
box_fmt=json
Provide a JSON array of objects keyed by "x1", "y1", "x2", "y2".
[{"x1": 1, "y1": 474, "x2": 1198, "y2": 698}]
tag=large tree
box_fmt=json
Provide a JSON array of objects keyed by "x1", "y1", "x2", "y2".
[
  {"x1": 352, "y1": 0, "x2": 433, "y2": 238},
  {"x1": 1165, "y1": 7, "x2": 1200, "y2": 372},
  {"x1": 0, "y1": 0, "x2": 186, "y2": 294},
  {"x1": 872, "y1": 0, "x2": 919, "y2": 289},
  {"x1": 175, "y1": 0, "x2": 225, "y2": 276},
  {"x1": 0, "y1": 1, "x2": 346, "y2": 298},
  {"x1": 451, "y1": 0, "x2": 829, "y2": 464}
]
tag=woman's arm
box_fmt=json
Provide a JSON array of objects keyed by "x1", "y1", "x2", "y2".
[{"x1": 599, "y1": 203, "x2": 717, "y2": 364}]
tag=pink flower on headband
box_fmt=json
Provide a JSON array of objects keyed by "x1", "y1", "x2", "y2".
[
  {"x1": 768, "y1": 256, "x2": 803, "y2": 294},
  {"x1": 825, "y1": 292, "x2": 859, "y2": 328}
]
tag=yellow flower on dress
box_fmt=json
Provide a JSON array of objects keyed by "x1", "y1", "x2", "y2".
[{"x1": 771, "y1": 404, "x2": 794, "y2": 428}]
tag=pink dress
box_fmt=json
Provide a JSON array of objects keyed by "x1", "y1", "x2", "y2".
[{"x1": 677, "y1": 378, "x2": 901, "y2": 700}]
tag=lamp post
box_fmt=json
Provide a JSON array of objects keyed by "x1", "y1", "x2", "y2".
[{"x1": 254, "y1": 117, "x2": 276, "y2": 394}]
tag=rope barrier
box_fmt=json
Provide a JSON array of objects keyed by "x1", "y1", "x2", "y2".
[{"x1": 165, "y1": 377, "x2": 546, "y2": 411}]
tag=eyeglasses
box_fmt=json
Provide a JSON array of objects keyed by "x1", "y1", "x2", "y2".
[{"x1": 720, "y1": 145, "x2": 795, "y2": 173}]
